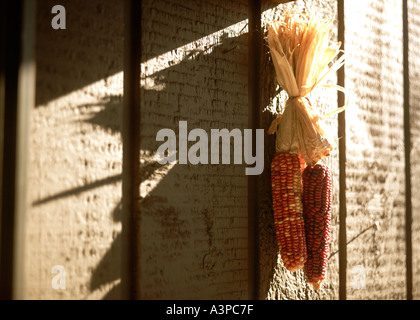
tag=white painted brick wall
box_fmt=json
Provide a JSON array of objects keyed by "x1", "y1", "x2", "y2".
[
  {"x1": 139, "y1": 0, "x2": 250, "y2": 299},
  {"x1": 345, "y1": 0, "x2": 406, "y2": 299},
  {"x1": 22, "y1": 0, "x2": 418, "y2": 301},
  {"x1": 25, "y1": 0, "x2": 123, "y2": 299}
]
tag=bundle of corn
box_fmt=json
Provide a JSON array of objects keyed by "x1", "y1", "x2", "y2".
[{"x1": 267, "y1": 10, "x2": 346, "y2": 289}]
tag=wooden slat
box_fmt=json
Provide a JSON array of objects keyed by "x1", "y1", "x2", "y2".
[
  {"x1": 12, "y1": 0, "x2": 36, "y2": 300},
  {"x1": 403, "y1": 0, "x2": 413, "y2": 300},
  {"x1": 248, "y1": 0, "x2": 261, "y2": 300},
  {"x1": 122, "y1": 0, "x2": 142, "y2": 300},
  {"x1": 337, "y1": 0, "x2": 347, "y2": 301}
]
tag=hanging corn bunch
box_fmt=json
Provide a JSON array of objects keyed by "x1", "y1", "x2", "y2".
[{"x1": 267, "y1": 9, "x2": 347, "y2": 290}]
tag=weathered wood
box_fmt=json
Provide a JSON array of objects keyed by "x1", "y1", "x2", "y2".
[
  {"x1": 0, "y1": 0, "x2": 35, "y2": 300},
  {"x1": 122, "y1": 0, "x2": 141, "y2": 300}
]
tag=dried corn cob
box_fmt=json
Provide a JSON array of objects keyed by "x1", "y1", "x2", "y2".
[
  {"x1": 271, "y1": 152, "x2": 307, "y2": 272},
  {"x1": 302, "y1": 163, "x2": 332, "y2": 290}
]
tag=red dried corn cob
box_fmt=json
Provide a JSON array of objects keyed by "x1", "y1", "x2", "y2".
[
  {"x1": 302, "y1": 164, "x2": 332, "y2": 290},
  {"x1": 271, "y1": 152, "x2": 307, "y2": 272}
]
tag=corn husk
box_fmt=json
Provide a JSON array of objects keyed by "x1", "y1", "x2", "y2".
[{"x1": 267, "y1": 10, "x2": 346, "y2": 166}]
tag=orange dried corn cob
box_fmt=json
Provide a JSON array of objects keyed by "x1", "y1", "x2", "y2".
[
  {"x1": 271, "y1": 152, "x2": 307, "y2": 272},
  {"x1": 302, "y1": 164, "x2": 332, "y2": 290}
]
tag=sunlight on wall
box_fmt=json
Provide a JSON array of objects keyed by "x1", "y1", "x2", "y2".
[
  {"x1": 26, "y1": 69, "x2": 123, "y2": 299},
  {"x1": 139, "y1": 18, "x2": 249, "y2": 198},
  {"x1": 344, "y1": 0, "x2": 406, "y2": 299},
  {"x1": 141, "y1": 19, "x2": 248, "y2": 91}
]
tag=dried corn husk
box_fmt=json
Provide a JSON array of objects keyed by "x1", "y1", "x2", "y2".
[{"x1": 267, "y1": 10, "x2": 347, "y2": 166}]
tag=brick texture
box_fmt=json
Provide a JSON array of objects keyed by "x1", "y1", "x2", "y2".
[
  {"x1": 25, "y1": 0, "x2": 123, "y2": 299},
  {"x1": 139, "y1": 0, "x2": 250, "y2": 299},
  {"x1": 21, "y1": 0, "x2": 419, "y2": 300},
  {"x1": 344, "y1": 0, "x2": 406, "y2": 299}
]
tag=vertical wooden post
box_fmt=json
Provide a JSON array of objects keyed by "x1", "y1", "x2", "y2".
[
  {"x1": 122, "y1": 0, "x2": 141, "y2": 300},
  {"x1": 402, "y1": 0, "x2": 413, "y2": 301},
  {"x1": 248, "y1": 0, "x2": 261, "y2": 300},
  {"x1": 337, "y1": 0, "x2": 347, "y2": 301},
  {"x1": 0, "y1": 0, "x2": 35, "y2": 300}
]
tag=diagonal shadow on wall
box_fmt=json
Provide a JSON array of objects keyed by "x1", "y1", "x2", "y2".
[
  {"x1": 35, "y1": 0, "x2": 276, "y2": 107},
  {"x1": 129, "y1": 32, "x2": 251, "y2": 299},
  {"x1": 33, "y1": 0, "x2": 282, "y2": 300},
  {"x1": 34, "y1": 31, "x2": 255, "y2": 299}
]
